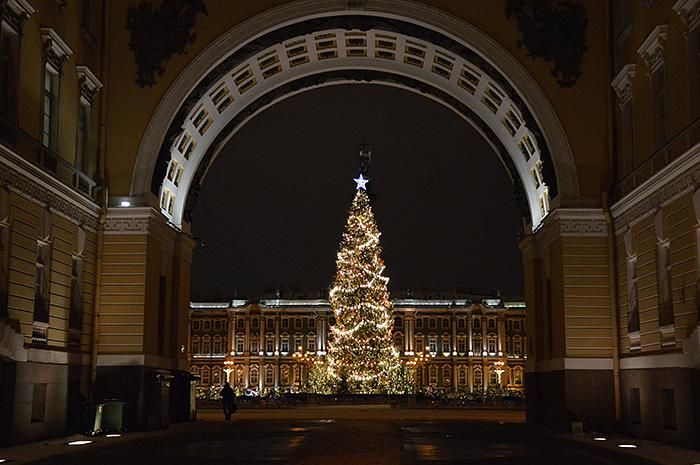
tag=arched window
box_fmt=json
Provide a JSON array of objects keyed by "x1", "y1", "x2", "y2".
[
  {"x1": 488, "y1": 318, "x2": 496, "y2": 329},
  {"x1": 473, "y1": 318, "x2": 481, "y2": 330},
  {"x1": 473, "y1": 367, "x2": 482, "y2": 386},
  {"x1": 281, "y1": 334, "x2": 289, "y2": 353},
  {"x1": 428, "y1": 365, "x2": 438, "y2": 385},
  {"x1": 394, "y1": 333, "x2": 403, "y2": 351},
  {"x1": 457, "y1": 336, "x2": 466, "y2": 353},
  {"x1": 249, "y1": 365, "x2": 259, "y2": 386},
  {"x1": 487, "y1": 334, "x2": 497, "y2": 354},
  {"x1": 307, "y1": 333, "x2": 316, "y2": 352},
  {"x1": 265, "y1": 365, "x2": 274, "y2": 385},
  {"x1": 294, "y1": 334, "x2": 303, "y2": 352},
  {"x1": 458, "y1": 366, "x2": 467, "y2": 386},
  {"x1": 281, "y1": 365, "x2": 290, "y2": 385},
  {"x1": 514, "y1": 367, "x2": 523, "y2": 385},
  {"x1": 265, "y1": 334, "x2": 274, "y2": 353},
  {"x1": 191, "y1": 365, "x2": 199, "y2": 376},
  {"x1": 201, "y1": 366, "x2": 210, "y2": 385},
  {"x1": 202, "y1": 335, "x2": 211, "y2": 355},
  {"x1": 191, "y1": 336, "x2": 200, "y2": 354},
  {"x1": 442, "y1": 365, "x2": 452, "y2": 386},
  {"x1": 236, "y1": 333, "x2": 245, "y2": 353},
  {"x1": 441, "y1": 334, "x2": 451, "y2": 353},
  {"x1": 212, "y1": 366, "x2": 221, "y2": 385},
  {"x1": 489, "y1": 369, "x2": 498, "y2": 386},
  {"x1": 428, "y1": 335, "x2": 438, "y2": 353},
  {"x1": 473, "y1": 336, "x2": 482, "y2": 353},
  {"x1": 415, "y1": 334, "x2": 424, "y2": 352},
  {"x1": 213, "y1": 335, "x2": 222, "y2": 354},
  {"x1": 513, "y1": 336, "x2": 522, "y2": 355}
]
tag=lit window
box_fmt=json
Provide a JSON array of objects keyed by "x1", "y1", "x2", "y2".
[
  {"x1": 41, "y1": 65, "x2": 59, "y2": 151},
  {"x1": 235, "y1": 335, "x2": 244, "y2": 353},
  {"x1": 250, "y1": 339, "x2": 259, "y2": 353},
  {"x1": 442, "y1": 365, "x2": 451, "y2": 386},
  {"x1": 249, "y1": 366, "x2": 259, "y2": 386},
  {"x1": 307, "y1": 335, "x2": 316, "y2": 352},
  {"x1": 428, "y1": 365, "x2": 437, "y2": 385},
  {"x1": 415, "y1": 335, "x2": 424, "y2": 352},
  {"x1": 265, "y1": 366, "x2": 273, "y2": 385},
  {"x1": 281, "y1": 336, "x2": 289, "y2": 353},
  {"x1": 441, "y1": 336, "x2": 450, "y2": 353},
  {"x1": 428, "y1": 336, "x2": 437, "y2": 353},
  {"x1": 265, "y1": 336, "x2": 274, "y2": 353}
]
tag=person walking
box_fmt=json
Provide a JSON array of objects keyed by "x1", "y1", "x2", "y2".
[{"x1": 220, "y1": 382, "x2": 237, "y2": 420}]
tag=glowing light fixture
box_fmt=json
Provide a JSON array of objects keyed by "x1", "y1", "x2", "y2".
[
  {"x1": 67, "y1": 440, "x2": 93, "y2": 446},
  {"x1": 119, "y1": 201, "x2": 131, "y2": 207},
  {"x1": 617, "y1": 444, "x2": 637, "y2": 448},
  {"x1": 593, "y1": 437, "x2": 607, "y2": 441},
  {"x1": 106, "y1": 434, "x2": 122, "y2": 438}
]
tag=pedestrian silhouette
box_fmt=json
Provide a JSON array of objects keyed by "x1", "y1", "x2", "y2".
[{"x1": 220, "y1": 382, "x2": 237, "y2": 420}]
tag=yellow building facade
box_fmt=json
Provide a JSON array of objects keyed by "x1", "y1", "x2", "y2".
[{"x1": 0, "y1": 0, "x2": 697, "y2": 448}]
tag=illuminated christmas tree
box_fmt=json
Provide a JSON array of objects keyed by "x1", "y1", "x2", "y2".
[{"x1": 309, "y1": 162, "x2": 413, "y2": 394}]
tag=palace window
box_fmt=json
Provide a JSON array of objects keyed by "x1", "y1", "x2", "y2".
[
  {"x1": 655, "y1": 213, "x2": 674, "y2": 328},
  {"x1": 488, "y1": 319, "x2": 495, "y2": 329},
  {"x1": 458, "y1": 319, "x2": 465, "y2": 329},
  {"x1": 441, "y1": 335, "x2": 450, "y2": 353},
  {"x1": 442, "y1": 318, "x2": 449, "y2": 328},
  {"x1": 394, "y1": 333, "x2": 403, "y2": 351},
  {"x1": 236, "y1": 335, "x2": 244, "y2": 353},
  {"x1": 416, "y1": 318, "x2": 423, "y2": 328},
  {"x1": 309, "y1": 318, "x2": 315, "y2": 328},
  {"x1": 32, "y1": 209, "x2": 52, "y2": 344},
  {"x1": 458, "y1": 366, "x2": 467, "y2": 386},
  {"x1": 212, "y1": 367, "x2": 221, "y2": 385},
  {"x1": 473, "y1": 318, "x2": 481, "y2": 330},
  {"x1": 487, "y1": 336, "x2": 497, "y2": 354},
  {"x1": 307, "y1": 334, "x2": 316, "y2": 352},
  {"x1": 513, "y1": 320, "x2": 521, "y2": 331},
  {"x1": 202, "y1": 336, "x2": 211, "y2": 355},
  {"x1": 394, "y1": 316, "x2": 402, "y2": 328},
  {"x1": 506, "y1": 337, "x2": 512, "y2": 355},
  {"x1": 236, "y1": 367, "x2": 244, "y2": 385},
  {"x1": 415, "y1": 335, "x2": 424, "y2": 352},
  {"x1": 428, "y1": 365, "x2": 438, "y2": 385},
  {"x1": 201, "y1": 367, "x2": 210, "y2": 385},
  {"x1": 237, "y1": 318, "x2": 244, "y2": 329},
  {"x1": 651, "y1": 64, "x2": 667, "y2": 149},
  {"x1": 294, "y1": 335, "x2": 303, "y2": 352},
  {"x1": 473, "y1": 336, "x2": 482, "y2": 353},
  {"x1": 193, "y1": 320, "x2": 200, "y2": 331},
  {"x1": 214, "y1": 320, "x2": 222, "y2": 330},
  {"x1": 281, "y1": 336, "x2": 289, "y2": 353},
  {"x1": 295, "y1": 318, "x2": 302, "y2": 329},
  {"x1": 191, "y1": 337, "x2": 200, "y2": 354},
  {"x1": 249, "y1": 366, "x2": 259, "y2": 386},
  {"x1": 204, "y1": 320, "x2": 211, "y2": 330},
  {"x1": 442, "y1": 365, "x2": 451, "y2": 386},
  {"x1": 513, "y1": 336, "x2": 522, "y2": 355},
  {"x1": 68, "y1": 252, "x2": 84, "y2": 336},
  {"x1": 281, "y1": 365, "x2": 290, "y2": 385},
  {"x1": 250, "y1": 339, "x2": 259, "y2": 354},
  {"x1": 429, "y1": 318, "x2": 436, "y2": 329},
  {"x1": 251, "y1": 318, "x2": 258, "y2": 329},
  {"x1": 265, "y1": 335, "x2": 274, "y2": 353},
  {"x1": 213, "y1": 336, "x2": 222, "y2": 354},
  {"x1": 266, "y1": 318, "x2": 274, "y2": 329},
  {"x1": 489, "y1": 370, "x2": 498, "y2": 386},
  {"x1": 514, "y1": 368, "x2": 523, "y2": 385},
  {"x1": 265, "y1": 366, "x2": 274, "y2": 385},
  {"x1": 457, "y1": 336, "x2": 466, "y2": 353},
  {"x1": 75, "y1": 66, "x2": 101, "y2": 178},
  {"x1": 282, "y1": 318, "x2": 289, "y2": 329},
  {"x1": 428, "y1": 336, "x2": 438, "y2": 353},
  {"x1": 474, "y1": 367, "x2": 482, "y2": 386}
]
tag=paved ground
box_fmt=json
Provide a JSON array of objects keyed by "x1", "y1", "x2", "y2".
[{"x1": 0, "y1": 406, "x2": 682, "y2": 465}]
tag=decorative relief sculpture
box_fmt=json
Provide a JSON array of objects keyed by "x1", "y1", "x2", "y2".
[
  {"x1": 126, "y1": 0, "x2": 208, "y2": 87},
  {"x1": 505, "y1": 0, "x2": 588, "y2": 88}
]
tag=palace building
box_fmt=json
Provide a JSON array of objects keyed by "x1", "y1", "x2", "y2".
[{"x1": 189, "y1": 297, "x2": 527, "y2": 394}]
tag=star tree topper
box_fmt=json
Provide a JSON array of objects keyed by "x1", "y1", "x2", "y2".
[{"x1": 354, "y1": 174, "x2": 369, "y2": 190}]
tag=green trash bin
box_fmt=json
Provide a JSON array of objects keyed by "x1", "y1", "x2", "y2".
[{"x1": 94, "y1": 400, "x2": 126, "y2": 434}]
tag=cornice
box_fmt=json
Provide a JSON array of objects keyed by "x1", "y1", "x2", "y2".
[
  {"x1": 41, "y1": 27, "x2": 73, "y2": 73},
  {"x1": 637, "y1": 25, "x2": 668, "y2": 73},
  {"x1": 611, "y1": 64, "x2": 636, "y2": 108},
  {"x1": 76, "y1": 65, "x2": 103, "y2": 105},
  {"x1": 0, "y1": 144, "x2": 100, "y2": 229},
  {"x1": 104, "y1": 206, "x2": 154, "y2": 234},
  {"x1": 673, "y1": 0, "x2": 700, "y2": 32},
  {"x1": 1, "y1": 0, "x2": 36, "y2": 34},
  {"x1": 611, "y1": 142, "x2": 700, "y2": 234}
]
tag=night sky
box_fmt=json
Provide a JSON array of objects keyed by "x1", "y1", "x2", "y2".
[{"x1": 190, "y1": 84, "x2": 524, "y2": 299}]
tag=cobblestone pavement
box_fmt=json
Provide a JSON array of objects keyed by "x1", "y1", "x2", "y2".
[{"x1": 2, "y1": 407, "x2": 670, "y2": 465}]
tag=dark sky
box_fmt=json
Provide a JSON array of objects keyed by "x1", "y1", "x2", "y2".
[{"x1": 190, "y1": 84, "x2": 524, "y2": 299}]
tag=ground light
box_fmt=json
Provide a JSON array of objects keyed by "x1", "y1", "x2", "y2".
[
  {"x1": 617, "y1": 444, "x2": 637, "y2": 448},
  {"x1": 106, "y1": 434, "x2": 122, "y2": 438},
  {"x1": 67, "y1": 440, "x2": 93, "y2": 446},
  {"x1": 593, "y1": 437, "x2": 607, "y2": 441}
]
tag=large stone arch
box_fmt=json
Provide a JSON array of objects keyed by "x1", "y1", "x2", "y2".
[{"x1": 130, "y1": 0, "x2": 580, "y2": 231}]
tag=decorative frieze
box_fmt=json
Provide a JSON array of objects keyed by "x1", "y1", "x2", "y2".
[
  {"x1": 76, "y1": 65, "x2": 103, "y2": 105},
  {"x1": 1, "y1": 0, "x2": 36, "y2": 34},
  {"x1": 612, "y1": 142, "x2": 700, "y2": 233},
  {"x1": 536, "y1": 208, "x2": 608, "y2": 251},
  {"x1": 611, "y1": 64, "x2": 636, "y2": 108},
  {"x1": 673, "y1": 0, "x2": 700, "y2": 32},
  {"x1": 40, "y1": 27, "x2": 73, "y2": 73},
  {"x1": 104, "y1": 207, "x2": 153, "y2": 234},
  {"x1": 637, "y1": 25, "x2": 668, "y2": 73}
]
